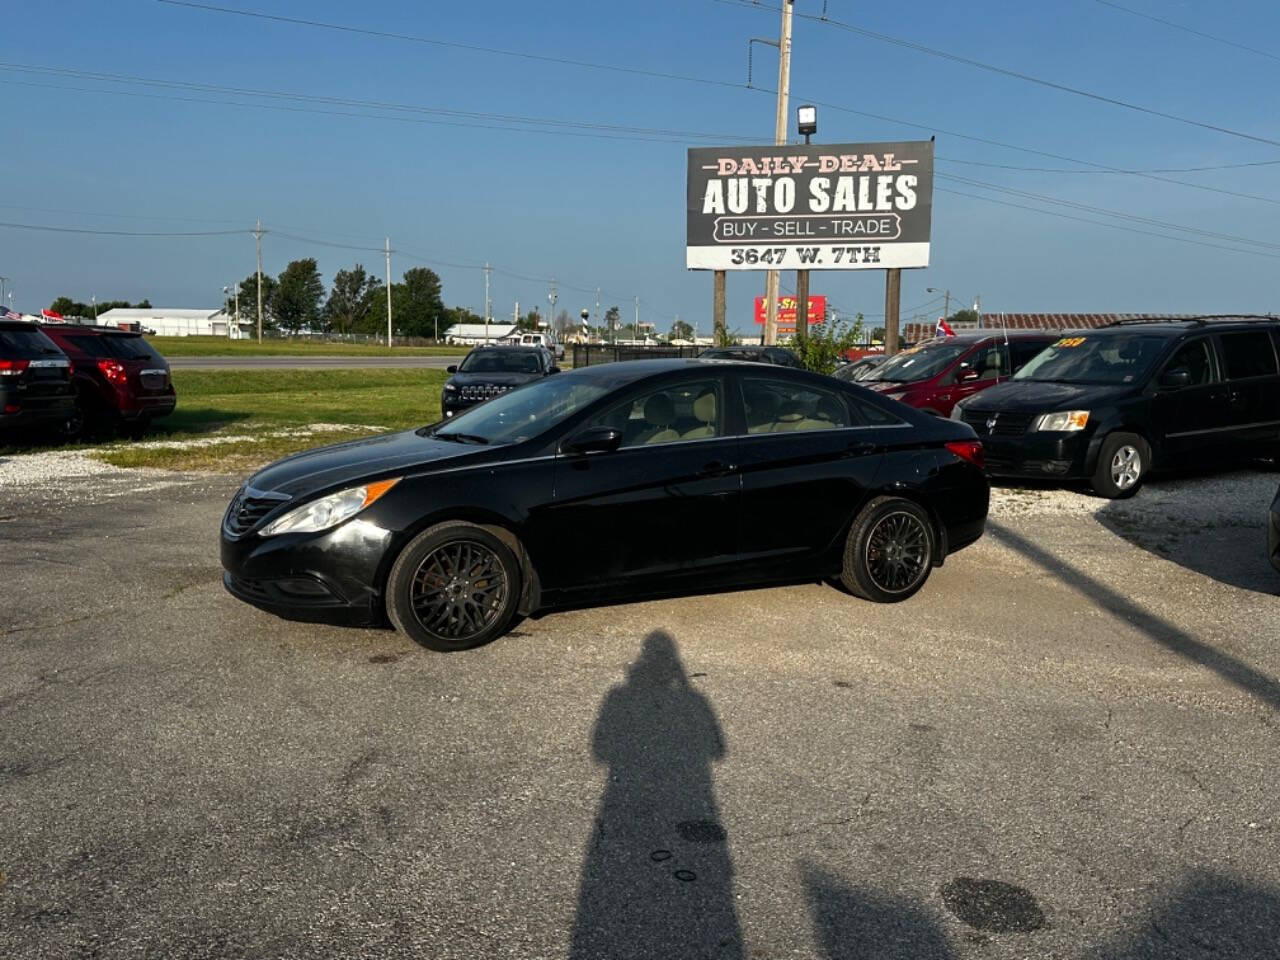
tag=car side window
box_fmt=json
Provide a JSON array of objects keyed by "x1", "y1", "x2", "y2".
[
  {"x1": 743, "y1": 376, "x2": 852, "y2": 434},
  {"x1": 1009, "y1": 341, "x2": 1048, "y2": 374},
  {"x1": 961, "y1": 344, "x2": 1007, "y2": 381},
  {"x1": 1219, "y1": 331, "x2": 1278, "y2": 380},
  {"x1": 590, "y1": 379, "x2": 723, "y2": 447},
  {"x1": 1162, "y1": 339, "x2": 1215, "y2": 386}
]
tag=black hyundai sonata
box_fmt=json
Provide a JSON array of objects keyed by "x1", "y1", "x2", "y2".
[{"x1": 221, "y1": 359, "x2": 988, "y2": 651}]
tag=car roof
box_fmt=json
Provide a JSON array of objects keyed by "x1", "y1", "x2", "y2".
[
  {"x1": 40, "y1": 323, "x2": 139, "y2": 336},
  {"x1": 928, "y1": 330, "x2": 1058, "y2": 344},
  {"x1": 1093, "y1": 315, "x2": 1279, "y2": 335},
  {"x1": 1, "y1": 320, "x2": 44, "y2": 332}
]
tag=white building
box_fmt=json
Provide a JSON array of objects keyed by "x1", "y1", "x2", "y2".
[
  {"x1": 443, "y1": 323, "x2": 518, "y2": 346},
  {"x1": 97, "y1": 308, "x2": 252, "y2": 338}
]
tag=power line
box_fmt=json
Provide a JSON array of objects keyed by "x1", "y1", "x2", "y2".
[
  {"x1": 152, "y1": 0, "x2": 1280, "y2": 208},
  {"x1": 0, "y1": 220, "x2": 245, "y2": 238},
  {"x1": 936, "y1": 155, "x2": 1280, "y2": 175},
  {"x1": 716, "y1": 0, "x2": 1280, "y2": 148},
  {"x1": 1091, "y1": 0, "x2": 1280, "y2": 64},
  {"x1": 935, "y1": 186, "x2": 1280, "y2": 261}
]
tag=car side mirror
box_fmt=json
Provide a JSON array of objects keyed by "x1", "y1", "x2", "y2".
[
  {"x1": 1160, "y1": 367, "x2": 1192, "y2": 390},
  {"x1": 446, "y1": 364, "x2": 458, "y2": 374},
  {"x1": 562, "y1": 425, "x2": 622, "y2": 455},
  {"x1": 548, "y1": 365, "x2": 561, "y2": 374},
  {"x1": 958, "y1": 366, "x2": 979, "y2": 382}
]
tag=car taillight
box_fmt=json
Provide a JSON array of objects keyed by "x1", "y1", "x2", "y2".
[
  {"x1": 67, "y1": 360, "x2": 75, "y2": 375},
  {"x1": 0, "y1": 359, "x2": 30, "y2": 377},
  {"x1": 98, "y1": 359, "x2": 128, "y2": 385},
  {"x1": 945, "y1": 439, "x2": 985, "y2": 469}
]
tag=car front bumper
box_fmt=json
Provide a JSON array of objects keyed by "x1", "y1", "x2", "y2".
[
  {"x1": 1269, "y1": 494, "x2": 1280, "y2": 574},
  {"x1": 978, "y1": 429, "x2": 1101, "y2": 480},
  {"x1": 219, "y1": 517, "x2": 394, "y2": 626}
]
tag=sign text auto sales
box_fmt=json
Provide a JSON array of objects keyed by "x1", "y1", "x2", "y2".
[{"x1": 686, "y1": 140, "x2": 933, "y2": 271}]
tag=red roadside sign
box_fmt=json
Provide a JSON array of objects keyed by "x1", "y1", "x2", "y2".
[{"x1": 753, "y1": 295, "x2": 826, "y2": 332}]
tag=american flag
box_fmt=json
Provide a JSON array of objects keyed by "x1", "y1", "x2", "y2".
[{"x1": 0, "y1": 307, "x2": 23, "y2": 321}]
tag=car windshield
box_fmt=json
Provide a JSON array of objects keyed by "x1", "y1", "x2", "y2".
[
  {"x1": 0, "y1": 328, "x2": 63, "y2": 358},
  {"x1": 1014, "y1": 333, "x2": 1166, "y2": 384},
  {"x1": 459, "y1": 350, "x2": 544, "y2": 374},
  {"x1": 433, "y1": 375, "x2": 611, "y2": 445},
  {"x1": 864, "y1": 342, "x2": 969, "y2": 382}
]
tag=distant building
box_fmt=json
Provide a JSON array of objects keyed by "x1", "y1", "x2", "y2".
[
  {"x1": 97, "y1": 307, "x2": 252, "y2": 338},
  {"x1": 442, "y1": 323, "x2": 518, "y2": 345}
]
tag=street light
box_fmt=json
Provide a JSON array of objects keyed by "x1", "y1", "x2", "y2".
[
  {"x1": 926, "y1": 287, "x2": 951, "y2": 323},
  {"x1": 797, "y1": 104, "x2": 817, "y2": 144}
]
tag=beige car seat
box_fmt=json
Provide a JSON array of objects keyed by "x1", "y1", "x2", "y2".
[
  {"x1": 682, "y1": 391, "x2": 717, "y2": 439},
  {"x1": 639, "y1": 394, "x2": 680, "y2": 444},
  {"x1": 746, "y1": 391, "x2": 780, "y2": 433}
]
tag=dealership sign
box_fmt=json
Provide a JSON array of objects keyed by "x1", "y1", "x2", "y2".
[
  {"x1": 687, "y1": 140, "x2": 933, "y2": 271},
  {"x1": 754, "y1": 295, "x2": 826, "y2": 330}
]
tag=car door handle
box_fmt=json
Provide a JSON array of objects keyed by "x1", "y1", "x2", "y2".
[
  {"x1": 698, "y1": 460, "x2": 736, "y2": 478},
  {"x1": 846, "y1": 440, "x2": 879, "y2": 456}
]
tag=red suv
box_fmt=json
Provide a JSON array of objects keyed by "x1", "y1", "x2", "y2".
[
  {"x1": 40, "y1": 325, "x2": 176, "y2": 438},
  {"x1": 859, "y1": 332, "x2": 1057, "y2": 417}
]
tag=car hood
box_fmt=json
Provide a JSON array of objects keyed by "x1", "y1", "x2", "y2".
[
  {"x1": 246, "y1": 428, "x2": 495, "y2": 498},
  {"x1": 449, "y1": 371, "x2": 540, "y2": 386},
  {"x1": 962, "y1": 380, "x2": 1131, "y2": 413}
]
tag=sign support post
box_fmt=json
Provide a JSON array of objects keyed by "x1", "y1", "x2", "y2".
[
  {"x1": 713, "y1": 270, "x2": 726, "y2": 347},
  {"x1": 885, "y1": 268, "x2": 902, "y2": 356},
  {"x1": 794, "y1": 270, "x2": 810, "y2": 347}
]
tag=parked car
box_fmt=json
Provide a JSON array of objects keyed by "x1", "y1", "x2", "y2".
[
  {"x1": 953, "y1": 317, "x2": 1280, "y2": 498},
  {"x1": 513, "y1": 331, "x2": 564, "y2": 360},
  {"x1": 698, "y1": 345, "x2": 802, "y2": 367},
  {"x1": 221, "y1": 359, "x2": 988, "y2": 651},
  {"x1": 0, "y1": 319, "x2": 76, "y2": 440},
  {"x1": 859, "y1": 332, "x2": 1059, "y2": 418},
  {"x1": 1270, "y1": 481, "x2": 1280, "y2": 574},
  {"x1": 441, "y1": 346, "x2": 559, "y2": 418},
  {"x1": 40, "y1": 324, "x2": 176, "y2": 438},
  {"x1": 834, "y1": 355, "x2": 888, "y2": 382}
]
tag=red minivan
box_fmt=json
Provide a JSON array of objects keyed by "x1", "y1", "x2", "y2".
[
  {"x1": 859, "y1": 332, "x2": 1058, "y2": 417},
  {"x1": 40, "y1": 324, "x2": 176, "y2": 438}
]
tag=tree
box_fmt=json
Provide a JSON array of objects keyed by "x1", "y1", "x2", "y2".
[
  {"x1": 389, "y1": 266, "x2": 444, "y2": 339},
  {"x1": 48, "y1": 296, "x2": 140, "y2": 318},
  {"x1": 273, "y1": 259, "x2": 325, "y2": 333},
  {"x1": 603, "y1": 305, "x2": 622, "y2": 338},
  {"x1": 788, "y1": 314, "x2": 866, "y2": 374},
  {"x1": 671, "y1": 318, "x2": 693, "y2": 341},
  {"x1": 871, "y1": 326, "x2": 886, "y2": 342},
  {"x1": 554, "y1": 309, "x2": 572, "y2": 338},
  {"x1": 948, "y1": 308, "x2": 980, "y2": 327},
  {"x1": 326, "y1": 264, "x2": 381, "y2": 335},
  {"x1": 236, "y1": 273, "x2": 278, "y2": 330},
  {"x1": 517, "y1": 309, "x2": 542, "y2": 332}
]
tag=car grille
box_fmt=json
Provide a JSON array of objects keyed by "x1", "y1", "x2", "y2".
[
  {"x1": 223, "y1": 488, "x2": 289, "y2": 536},
  {"x1": 961, "y1": 409, "x2": 1034, "y2": 436},
  {"x1": 459, "y1": 383, "x2": 513, "y2": 401}
]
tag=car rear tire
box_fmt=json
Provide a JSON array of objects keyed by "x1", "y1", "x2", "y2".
[
  {"x1": 386, "y1": 521, "x2": 522, "y2": 652},
  {"x1": 1091, "y1": 431, "x2": 1149, "y2": 499},
  {"x1": 840, "y1": 496, "x2": 936, "y2": 603}
]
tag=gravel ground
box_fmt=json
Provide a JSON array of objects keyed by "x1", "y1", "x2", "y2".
[{"x1": 1, "y1": 456, "x2": 1277, "y2": 959}]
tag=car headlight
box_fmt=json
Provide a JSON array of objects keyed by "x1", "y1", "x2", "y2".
[
  {"x1": 259, "y1": 478, "x2": 400, "y2": 536},
  {"x1": 443, "y1": 383, "x2": 458, "y2": 393},
  {"x1": 1034, "y1": 410, "x2": 1090, "y2": 432}
]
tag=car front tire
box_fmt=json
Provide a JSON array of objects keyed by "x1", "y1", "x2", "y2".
[
  {"x1": 840, "y1": 496, "x2": 936, "y2": 603},
  {"x1": 386, "y1": 521, "x2": 522, "y2": 652},
  {"x1": 1091, "y1": 431, "x2": 1149, "y2": 499}
]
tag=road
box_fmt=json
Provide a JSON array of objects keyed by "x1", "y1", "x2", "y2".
[
  {"x1": 168, "y1": 355, "x2": 461, "y2": 370},
  {"x1": 1, "y1": 461, "x2": 1278, "y2": 959}
]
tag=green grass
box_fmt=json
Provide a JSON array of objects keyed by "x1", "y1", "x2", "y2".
[
  {"x1": 86, "y1": 368, "x2": 449, "y2": 472},
  {"x1": 150, "y1": 335, "x2": 469, "y2": 357}
]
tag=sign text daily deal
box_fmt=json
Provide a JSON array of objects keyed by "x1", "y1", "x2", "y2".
[{"x1": 686, "y1": 140, "x2": 934, "y2": 271}]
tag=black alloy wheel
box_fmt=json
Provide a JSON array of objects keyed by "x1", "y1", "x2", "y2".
[
  {"x1": 387, "y1": 521, "x2": 521, "y2": 651},
  {"x1": 841, "y1": 496, "x2": 936, "y2": 602}
]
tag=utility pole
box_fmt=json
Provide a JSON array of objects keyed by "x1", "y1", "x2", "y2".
[
  {"x1": 92, "y1": 294, "x2": 97, "y2": 321},
  {"x1": 763, "y1": 0, "x2": 795, "y2": 347},
  {"x1": 0, "y1": 278, "x2": 8, "y2": 307},
  {"x1": 548, "y1": 278, "x2": 558, "y2": 334},
  {"x1": 974, "y1": 294, "x2": 982, "y2": 329},
  {"x1": 634, "y1": 295, "x2": 640, "y2": 343},
  {"x1": 483, "y1": 262, "x2": 491, "y2": 344},
  {"x1": 384, "y1": 237, "x2": 393, "y2": 347},
  {"x1": 595, "y1": 287, "x2": 601, "y2": 343},
  {"x1": 713, "y1": 272, "x2": 726, "y2": 347},
  {"x1": 885, "y1": 268, "x2": 902, "y2": 355},
  {"x1": 514, "y1": 300, "x2": 520, "y2": 328},
  {"x1": 232, "y1": 285, "x2": 238, "y2": 333},
  {"x1": 254, "y1": 219, "x2": 264, "y2": 344}
]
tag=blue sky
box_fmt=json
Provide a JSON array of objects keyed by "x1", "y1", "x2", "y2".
[{"x1": 3, "y1": 0, "x2": 1278, "y2": 332}]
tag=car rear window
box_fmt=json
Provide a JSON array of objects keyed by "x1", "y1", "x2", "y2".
[
  {"x1": 0, "y1": 327, "x2": 64, "y2": 359},
  {"x1": 64, "y1": 334, "x2": 161, "y2": 361},
  {"x1": 1219, "y1": 331, "x2": 1278, "y2": 379}
]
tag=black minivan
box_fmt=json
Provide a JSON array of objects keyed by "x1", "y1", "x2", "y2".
[
  {"x1": 0, "y1": 319, "x2": 76, "y2": 440},
  {"x1": 953, "y1": 317, "x2": 1280, "y2": 498}
]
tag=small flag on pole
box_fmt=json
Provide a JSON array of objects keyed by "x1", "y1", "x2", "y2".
[{"x1": 935, "y1": 316, "x2": 956, "y2": 338}]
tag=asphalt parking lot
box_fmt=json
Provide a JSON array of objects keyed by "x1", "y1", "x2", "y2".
[{"x1": 2, "y1": 459, "x2": 1278, "y2": 959}]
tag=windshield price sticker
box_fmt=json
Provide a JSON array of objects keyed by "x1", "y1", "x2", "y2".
[
  {"x1": 687, "y1": 141, "x2": 934, "y2": 271},
  {"x1": 1053, "y1": 337, "x2": 1088, "y2": 348}
]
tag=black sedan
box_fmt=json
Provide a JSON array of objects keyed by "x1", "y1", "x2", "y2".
[
  {"x1": 441, "y1": 345, "x2": 558, "y2": 417},
  {"x1": 221, "y1": 359, "x2": 989, "y2": 651}
]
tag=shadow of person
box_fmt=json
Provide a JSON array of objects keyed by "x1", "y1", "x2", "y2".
[
  {"x1": 801, "y1": 862, "x2": 956, "y2": 960},
  {"x1": 1091, "y1": 870, "x2": 1280, "y2": 959},
  {"x1": 570, "y1": 630, "x2": 742, "y2": 960}
]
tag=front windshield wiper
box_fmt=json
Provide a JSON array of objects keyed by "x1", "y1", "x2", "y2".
[{"x1": 436, "y1": 432, "x2": 489, "y2": 445}]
